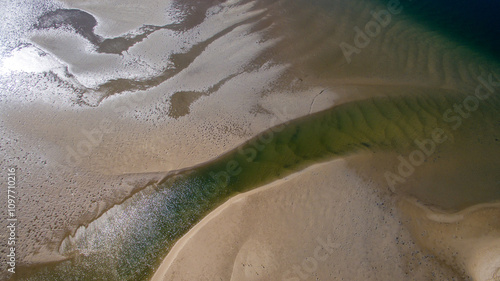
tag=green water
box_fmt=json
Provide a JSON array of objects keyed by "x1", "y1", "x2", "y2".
[{"x1": 16, "y1": 87, "x2": 500, "y2": 280}]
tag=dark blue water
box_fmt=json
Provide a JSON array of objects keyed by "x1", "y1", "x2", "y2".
[{"x1": 403, "y1": 0, "x2": 500, "y2": 59}]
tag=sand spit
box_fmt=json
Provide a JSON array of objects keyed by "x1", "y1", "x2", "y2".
[{"x1": 152, "y1": 158, "x2": 464, "y2": 281}]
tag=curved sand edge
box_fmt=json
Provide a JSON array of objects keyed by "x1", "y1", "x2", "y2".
[
  {"x1": 151, "y1": 156, "x2": 464, "y2": 281},
  {"x1": 399, "y1": 198, "x2": 500, "y2": 281},
  {"x1": 150, "y1": 160, "x2": 293, "y2": 281}
]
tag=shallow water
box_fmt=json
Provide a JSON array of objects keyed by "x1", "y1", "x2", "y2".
[{"x1": 3, "y1": 0, "x2": 500, "y2": 279}]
